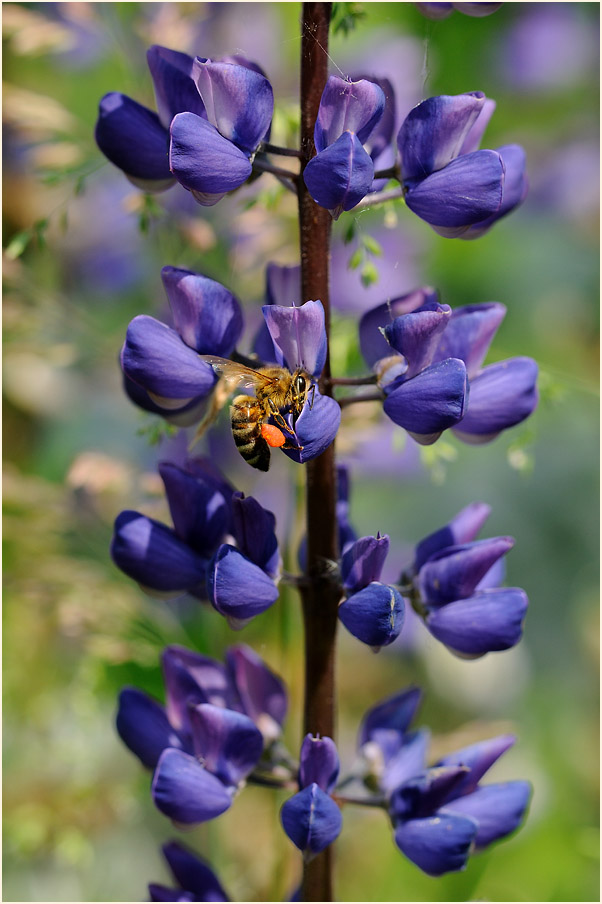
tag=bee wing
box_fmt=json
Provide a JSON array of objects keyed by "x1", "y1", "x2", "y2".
[{"x1": 199, "y1": 355, "x2": 275, "y2": 391}]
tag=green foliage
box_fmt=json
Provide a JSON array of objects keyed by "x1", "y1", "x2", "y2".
[
  {"x1": 136, "y1": 419, "x2": 179, "y2": 446},
  {"x1": 331, "y1": 2, "x2": 367, "y2": 36}
]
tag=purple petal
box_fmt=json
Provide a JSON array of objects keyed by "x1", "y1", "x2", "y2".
[
  {"x1": 281, "y1": 784, "x2": 342, "y2": 859},
  {"x1": 383, "y1": 358, "x2": 467, "y2": 442},
  {"x1": 390, "y1": 766, "x2": 471, "y2": 820},
  {"x1": 414, "y1": 501, "x2": 492, "y2": 571},
  {"x1": 453, "y1": 2, "x2": 504, "y2": 17},
  {"x1": 162, "y1": 646, "x2": 234, "y2": 734},
  {"x1": 419, "y1": 536, "x2": 514, "y2": 605},
  {"x1": 152, "y1": 749, "x2": 232, "y2": 824},
  {"x1": 414, "y1": 3, "x2": 454, "y2": 19},
  {"x1": 462, "y1": 144, "x2": 528, "y2": 239},
  {"x1": 405, "y1": 150, "x2": 504, "y2": 232},
  {"x1": 341, "y1": 534, "x2": 390, "y2": 593},
  {"x1": 384, "y1": 305, "x2": 452, "y2": 379},
  {"x1": 441, "y1": 781, "x2": 531, "y2": 848},
  {"x1": 458, "y1": 97, "x2": 496, "y2": 155},
  {"x1": 454, "y1": 357, "x2": 538, "y2": 443},
  {"x1": 432, "y1": 302, "x2": 506, "y2": 379},
  {"x1": 266, "y1": 263, "x2": 302, "y2": 307},
  {"x1": 476, "y1": 554, "x2": 505, "y2": 590},
  {"x1": 314, "y1": 76, "x2": 385, "y2": 151},
  {"x1": 299, "y1": 735, "x2": 340, "y2": 793},
  {"x1": 281, "y1": 391, "x2": 341, "y2": 465},
  {"x1": 122, "y1": 315, "x2": 217, "y2": 403},
  {"x1": 231, "y1": 493, "x2": 280, "y2": 578},
  {"x1": 393, "y1": 812, "x2": 477, "y2": 876},
  {"x1": 193, "y1": 59, "x2": 273, "y2": 155},
  {"x1": 382, "y1": 730, "x2": 431, "y2": 794},
  {"x1": 225, "y1": 644, "x2": 288, "y2": 736},
  {"x1": 147, "y1": 45, "x2": 206, "y2": 128},
  {"x1": 398, "y1": 92, "x2": 486, "y2": 185},
  {"x1": 170, "y1": 113, "x2": 252, "y2": 203},
  {"x1": 148, "y1": 884, "x2": 194, "y2": 902},
  {"x1": 262, "y1": 300, "x2": 326, "y2": 377},
  {"x1": 435, "y1": 734, "x2": 516, "y2": 798},
  {"x1": 303, "y1": 132, "x2": 374, "y2": 219},
  {"x1": 122, "y1": 373, "x2": 206, "y2": 422},
  {"x1": 161, "y1": 266, "x2": 243, "y2": 357},
  {"x1": 111, "y1": 511, "x2": 207, "y2": 594},
  {"x1": 426, "y1": 588, "x2": 528, "y2": 655},
  {"x1": 162, "y1": 841, "x2": 229, "y2": 902},
  {"x1": 159, "y1": 462, "x2": 229, "y2": 557},
  {"x1": 208, "y1": 545, "x2": 279, "y2": 626},
  {"x1": 189, "y1": 703, "x2": 263, "y2": 787},
  {"x1": 95, "y1": 93, "x2": 173, "y2": 185},
  {"x1": 338, "y1": 582, "x2": 405, "y2": 649},
  {"x1": 358, "y1": 686, "x2": 422, "y2": 749},
  {"x1": 116, "y1": 687, "x2": 185, "y2": 769},
  {"x1": 359, "y1": 288, "x2": 440, "y2": 368}
]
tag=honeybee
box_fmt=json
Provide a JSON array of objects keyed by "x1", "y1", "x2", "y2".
[{"x1": 198, "y1": 356, "x2": 316, "y2": 471}]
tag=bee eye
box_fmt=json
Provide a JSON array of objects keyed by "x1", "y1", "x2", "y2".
[{"x1": 295, "y1": 375, "x2": 307, "y2": 395}]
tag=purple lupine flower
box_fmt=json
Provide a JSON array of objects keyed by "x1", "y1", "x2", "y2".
[
  {"x1": 415, "y1": 2, "x2": 503, "y2": 19},
  {"x1": 359, "y1": 291, "x2": 538, "y2": 445},
  {"x1": 357, "y1": 687, "x2": 429, "y2": 795},
  {"x1": 303, "y1": 75, "x2": 385, "y2": 218},
  {"x1": 111, "y1": 460, "x2": 281, "y2": 624},
  {"x1": 170, "y1": 58, "x2": 273, "y2": 206},
  {"x1": 111, "y1": 460, "x2": 231, "y2": 599},
  {"x1": 95, "y1": 46, "x2": 206, "y2": 191},
  {"x1": 116, "y1": 642, "x2": 287, "y2": 770},
  {"x1": 149, "y1": 841, "x2": 229, "y2": 902},
  {"x1": 389, "y1": 734, "x2": 531, "y2": 876},
  {"x1": 206, "y1": 491, "x2": 281, "y2": 628},
  {"x1": 256, "y1": 299, "x2": 341, "y2": 465},
  {"x1": 122, "y1": 266, "x2": 243, "y2": 421},
  {"x1": 338, "y1": 533, "x2": 405, "y2": 650},
  {"x1": 407, "y1": 503, "x2": 529, "y2": 656},
  {"x1": 152, "y1": 702, "x2": 264, "y2": 824},
  {"x1": 281, "y1": 735, "x2": 343, "y2": 860},
  {"x1": 397, "y1": 92, "x2": 527, "y2": 238},
  {"x1": 351, "y1": 687, "x2": 530, "y2": 876}
]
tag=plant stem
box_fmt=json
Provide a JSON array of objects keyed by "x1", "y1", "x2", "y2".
[{"x1": 298, "y1": 4, "x2": 338, "y2": 901}]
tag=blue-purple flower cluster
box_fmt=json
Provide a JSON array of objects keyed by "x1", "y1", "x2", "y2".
[
  {"x1": 359, "y1": 287, "x2": 538, "y2": 445},
  {"x1": 95, "y1": 45, "x2": 526, "y2": 238},
  {"x1": 119, "y1": 644, "x2": 529, "y2": 884}
]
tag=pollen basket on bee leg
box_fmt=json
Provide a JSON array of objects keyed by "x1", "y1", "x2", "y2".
[{"x1": 261, "y1": 424, "x2": 287, "y2": 448}]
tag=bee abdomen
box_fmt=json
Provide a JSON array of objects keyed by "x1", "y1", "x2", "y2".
[{"x1": 230, "y1": 396, "x2": 271, "y2": 471}]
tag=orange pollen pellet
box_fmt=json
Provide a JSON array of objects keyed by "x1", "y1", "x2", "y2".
[{"x1": 261, "y1": 424, "x2": 286, "y2": 447}]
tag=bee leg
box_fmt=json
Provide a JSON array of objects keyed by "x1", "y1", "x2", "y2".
[
  {"x1": 267, "y1": 400, "x2": 298, "y2": 437},
  {"x1": 308, "y1": 383, "x2": 316, "y2": 410}
]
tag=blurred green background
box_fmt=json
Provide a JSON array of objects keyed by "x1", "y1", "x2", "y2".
[{"x1": 3, "y1": 3, "x2": 599, "y2": 901}]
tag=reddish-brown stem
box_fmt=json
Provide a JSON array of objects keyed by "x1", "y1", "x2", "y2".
[{"x1": 298, "y1": 4, "x2": 338, "y2": 901}]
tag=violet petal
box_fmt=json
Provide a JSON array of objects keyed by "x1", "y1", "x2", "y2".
[
  {"x1": 453, "y1": 357, "x2": 539, "y2": 442},
  {"x1": 208, "y1": 545, "x2": 279, "y2": 623},
  {"x1": 441, "y1": 781, "x2": 531, "y2": 849},
  {"x1": 341, "y1": 534, "x2": 390, "y2": 593},
  {"x1": 338, "y1": 582, "x2": 405, "y2": 648},
  {"x1": 383, "y1": 358, "x2": 467, "y2": 439},
  {"x1": 262, "y1": 300, "x2": 326, "y2": 378},
  {"x1": 299, "y1": 735, "x2": 340, "y2": 793},
  {"x1": 189, "y1": 703, "x2": 263, "y2": 787},
  {"x1": 426, "y1": 588, "x2": 529, "y2": 655},
  {"x1": 170, "y1": 112, "x2": 252, "y2": 198},
  {"x1": 419, "y1": 536, "x2": 514, "y2": 604},
  {"x1": 152, "y1": 749, "x2": 232, "y2": 824},
  {"x1": 95, "y1": 92, "x2": 172, "y2": 183},
  {"x1": 116, "y1": 687, "x2": 185, "y2": 769},
  {"x1": 281, "y1": 784, "x2": 342, "y2": 859},
  {"x1": 147, "y1": 45, "x2": 206, "y2": 128},
  {"x1": 314, "y1": 76, "x2": 385, "y2": 151},
  {"x1": 303, "y1": 132, "x2": 374, "y2": 219},
  {"x1": 161, "y1": 266, "x2": 243, "y2": 356},
  {"x1": 122, "y1": 315, "x2": 216, "y2": 402},
  {"x1": 393, "y1": 812, "x2": 477, "y2": 876}
]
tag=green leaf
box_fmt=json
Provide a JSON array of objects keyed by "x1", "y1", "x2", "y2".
[
  {"x1": 362, "y1": 234, "x2": 382, "y2": 257},
  {"x1": 5, "y1": 230, "x2": 32, "y2": 260},
  {"x1": 360, "y1": 261, "x2": 379, "y2": 287},
  {"x1": 343, "y1": 220, "x2": 356, "y2": 245},
  {"x1": 348, "y1": 248, "x2": 363, "y2": 270},
  {"x1": 331, "y1": 2, "x2": 366, "y2": 36}
]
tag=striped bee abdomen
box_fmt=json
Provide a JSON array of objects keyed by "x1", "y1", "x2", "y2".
[{"x1": 230, "y1": 394, "x2": 271, "y2": 472}]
